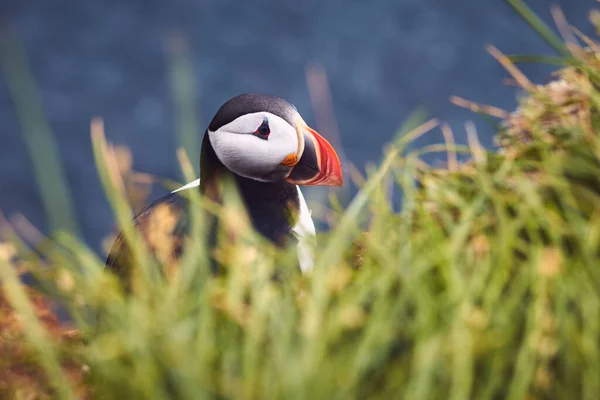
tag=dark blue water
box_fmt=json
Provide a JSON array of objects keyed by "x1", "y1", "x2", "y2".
[{"x1": 0, "y1": 0, "x2": 594, "y2": 253}]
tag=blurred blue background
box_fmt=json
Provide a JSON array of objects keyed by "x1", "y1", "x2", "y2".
[{"x1": 0, "y1": 0, "x2": 595, "y2": 253}]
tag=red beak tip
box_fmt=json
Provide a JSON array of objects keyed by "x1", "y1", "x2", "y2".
[{"x1": 289, "y1": 124, "x2": 344, "y2": 187}]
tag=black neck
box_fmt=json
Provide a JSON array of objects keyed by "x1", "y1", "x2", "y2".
[{"x1": 199, "y1": 133, "x2": 300, "y2": 244}]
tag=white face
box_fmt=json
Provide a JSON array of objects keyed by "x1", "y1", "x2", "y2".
[{"x1": 208, "y1": 112, "x2": 301, "y2": 182}]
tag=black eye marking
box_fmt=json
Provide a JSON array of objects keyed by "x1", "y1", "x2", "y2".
[{"x1": 253, "y1": 118, "x2": 270, "y2": 140}]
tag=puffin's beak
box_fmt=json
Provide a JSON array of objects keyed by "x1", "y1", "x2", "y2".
[{"x1": 285, "y1": 120, "x2": 343, "y2": 186}]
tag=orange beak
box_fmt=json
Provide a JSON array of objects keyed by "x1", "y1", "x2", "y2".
[{"x1": 286, "y1": 121, "x2": 343, "y2": 186}]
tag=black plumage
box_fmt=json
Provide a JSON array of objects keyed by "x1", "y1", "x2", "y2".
[
  {"x1": 207, "y1": 93, "x2": 298, "y2": 132},
  {"x1": 106, "y1": 95, "x2": 304, "y2": 283}
]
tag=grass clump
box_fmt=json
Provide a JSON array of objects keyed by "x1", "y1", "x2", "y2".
[{"x1": 3, "y1": 2, "x2": 600, "y2": 399}]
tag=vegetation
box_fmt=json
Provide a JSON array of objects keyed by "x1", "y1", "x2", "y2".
[{"x1": 2, "y1": 1, "x2": 600, "y2": 399}]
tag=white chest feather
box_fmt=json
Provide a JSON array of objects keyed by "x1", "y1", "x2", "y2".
[
  {"x1": 291, "y1": 187, "x2": 316, "y2": 273},
  {"x1": 172, "y1": 179, "x2": 200, "y2": 193}
]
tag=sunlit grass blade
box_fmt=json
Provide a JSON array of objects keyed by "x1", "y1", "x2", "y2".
[
  {"x1": 0, "y1": 259, "x2": 76, "y2": 399},
  {"x1": 90, "y1": 118, "x2": 157, "y2": 292}
]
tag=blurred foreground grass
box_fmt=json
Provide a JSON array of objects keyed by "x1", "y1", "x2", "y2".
[{"x1": 3, "y1": 2, "x2": 600, "y2": 399}]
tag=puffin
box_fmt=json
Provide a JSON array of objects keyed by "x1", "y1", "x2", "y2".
[{"x1": 105, "y1": 93, "x2": 343, "y2": 282}]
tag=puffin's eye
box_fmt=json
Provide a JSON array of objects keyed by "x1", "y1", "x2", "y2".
[{"x1": 254, "y1": 118, "x2": 270, "y2": 139}]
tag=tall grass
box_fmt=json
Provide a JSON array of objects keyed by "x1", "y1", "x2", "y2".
[
  {"x1": 2, "y1": 1, "x2": 600, "y2": 398},
  {"x1": 0, "y1": 28, "x2": 81, "y2": 237},
  {"x1": 166, "y1": 32, "x2": 202, "y2": 178}
]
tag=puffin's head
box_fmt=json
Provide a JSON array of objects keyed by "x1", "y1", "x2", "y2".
[{"x1": 207, "y1": 93, "x2": 343, "y2": 186}]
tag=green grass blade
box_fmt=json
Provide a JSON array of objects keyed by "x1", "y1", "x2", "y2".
[
  {"x1": 507, "y1": 0, "x2": 570, "y2": 56},
  {"x1": 0, "y1": 259, "x2": 76, "y2": 399},
  {"x1": 0, "y1": 29, "x2": 81, "y2": 237},
  {"x1": 166, "y1": 33, "x2": 201, "y2": 178},
  {"x1": 90, "y1": 119, "x2": 156, "y2": 291},
  {"x1": 507, "y1": 54, "x2": 568, "y2": 65}
]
